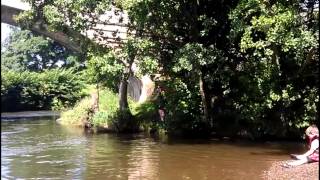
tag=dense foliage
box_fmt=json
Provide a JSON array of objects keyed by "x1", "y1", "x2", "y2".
[
  {"x1": 1, "y1": 69, "x2": 85, "y2": 112},
  {"x1": 1, "y1": 28, "x2": 85, "y2": 112},
  {"x1": 6, "y1": 0, "x2": 319, "y2": 138},
  {"x1": 123, "y1": 0, "x2": 319, "y2": 138},
  {"x1": 1, "y1": 28, "x2": 83, "y2": 72},
  {"x1": 226, "y1": 0, "x2": 319, "y2": 138}
]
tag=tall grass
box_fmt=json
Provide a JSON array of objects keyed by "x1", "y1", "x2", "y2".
[
  {"x1": 91, "y1": 89, "x2": 119, "y2": 127},
  {"x1": 59, "y1": 86, "x2": 140, "y2": 128},
  {"x1": 59, "y1": 97, "x2": 92, "y2": 126}
]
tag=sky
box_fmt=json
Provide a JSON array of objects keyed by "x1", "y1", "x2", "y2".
[{"x1": 1, "y1": 0, "x2": 30, "y2": 43}]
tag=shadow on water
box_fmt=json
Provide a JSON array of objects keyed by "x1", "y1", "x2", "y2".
[{"x1": 149, "y1": 133, "x2": 305, "y2": 152}]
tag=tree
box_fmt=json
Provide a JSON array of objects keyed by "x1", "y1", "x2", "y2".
[
  {"x1": 228, "y1": 0, "x2": 319, "y2": 136},
  {"x1": 172, "y1": 43, "x2": 223, "y2": 122},
  {"x1": 119, "y1": 0, "x2": 318, "y2": 137},
  {"x1": 1, "y1": 28, "x2": 83, "y2": 72},
  {"x1": 85, "y1": 49, "x2": 122, "y2": 112},
  {"x1": 119, "y1": 0, "x2": 240, "y2": 134}
]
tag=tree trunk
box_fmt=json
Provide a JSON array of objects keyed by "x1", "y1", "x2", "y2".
[
  {"x1": 119, "y1": 72, "x2": 130, "y2": 112},
  {"x1": 119, "y1": 54, "x2": 135, "y2": 113},
  {"x1": 271, "y1": 44, "x2": 280, "y2": 75},
  {"x1": 96, "y1": 83, "x2": 99, "y2": 111},
  {"x1": 199, "y1": 72, "x2": 209, "y2": 121}
]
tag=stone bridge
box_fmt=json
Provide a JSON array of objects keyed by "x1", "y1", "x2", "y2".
[{"x1": 1, "y1": 4, "x2": 155, "y2": 102}]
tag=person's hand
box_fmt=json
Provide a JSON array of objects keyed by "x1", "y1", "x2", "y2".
[{"x1": 290, "y1": 154, "x2": 299, "y2": 159}]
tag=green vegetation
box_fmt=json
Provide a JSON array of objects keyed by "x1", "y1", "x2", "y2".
[
  {"x1": 59, "y1": 87, "x2": 141, "y2": 132},
  {"x1": 2, "y1": 0, "x2": 318, "y2": 139},
  {"x1": 1, "y1": 28, "x2": 83, "y2": 72},
  {"x1": 1, "y1": 28, "x2": 85, "y2": 112},
  {"x1": 1, "y1": 69, "x2": 85, "y2": 112},
  {"x1": 58, "y1": 96, "x2": 92, "y2": 126},
  {"x1": 124, "y1": 0, "x2": 318, "y2": 138},
  {"x1": 91, "y1": 88, "x2": 128, "y2": 128}
]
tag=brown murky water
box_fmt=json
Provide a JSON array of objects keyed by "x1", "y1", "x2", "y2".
[{"x1": 1, "y1": 117, "x2": 306, "y2": 180}]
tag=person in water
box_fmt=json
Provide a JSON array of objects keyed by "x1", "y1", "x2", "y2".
[
  {"x1": 282, "y1": 124, "x2": 319, "y2": 167},
  {"x1": 156, "y1": 85, "x2": 165, "y2": 122}
]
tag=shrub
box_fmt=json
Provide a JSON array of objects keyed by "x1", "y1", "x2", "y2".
[
  {"x1": 134, "y1": 100, "x2": 158, "y2": 131},
  {"x1": 1, "y1": 69, "x2": 85, "y2": 112}
]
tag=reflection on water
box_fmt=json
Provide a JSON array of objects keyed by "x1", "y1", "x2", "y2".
[{"x1": 1, "y1": 117, "x2": 305, "y2": 180}]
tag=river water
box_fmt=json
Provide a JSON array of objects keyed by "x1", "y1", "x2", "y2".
[{"x1": 1, "y1": 117, "x2": 306, "y2": 180}]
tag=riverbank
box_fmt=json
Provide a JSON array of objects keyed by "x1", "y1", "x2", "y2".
[{"x1": 263, "y1": 161, "x2": 319, "y2": 180}]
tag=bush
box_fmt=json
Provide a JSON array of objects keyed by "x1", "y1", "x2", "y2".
[
  {"x1": 135, "y1": 101, "x2": 158, "y2": 123},
  {"x1": 1, "y1": 69, "x2": 85, "y2": 112},
  {"x1": 1, "y1": 70, "x2": 37, "y2": 111}
]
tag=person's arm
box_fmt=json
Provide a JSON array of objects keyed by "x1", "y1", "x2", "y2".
[{"x1": 296, "y1": 139, "x2": 319, "y2": 159}]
